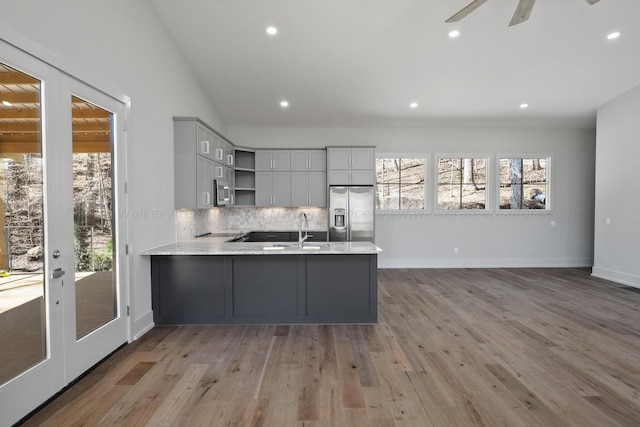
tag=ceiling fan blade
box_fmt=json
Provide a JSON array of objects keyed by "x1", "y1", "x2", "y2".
[
  {"x1": 585, "y1": 0, "x2": 600, "y2": 4},
  {"x1": 445, "y1": 0, "x2": 489, "y2": 23},
  {"x1": 509, "y1": 0, "x2": 536, "y2": 26}
]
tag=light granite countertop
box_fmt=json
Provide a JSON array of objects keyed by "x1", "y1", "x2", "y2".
[{"x1": 141, "y1": 236, "x2": 382, "y2": 256}]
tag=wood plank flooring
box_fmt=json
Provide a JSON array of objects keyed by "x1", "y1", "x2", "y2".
[{"x1": 19, "y1": 268, "x2": 640, "y2": 426}]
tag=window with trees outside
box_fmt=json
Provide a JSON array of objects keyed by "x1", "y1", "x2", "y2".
[
  {"x1": 375, "y1": 158, "x2": 425, "y2": 209},
  {"x1": 437, "y1": 158, "x2": 487, "y2": 209},
  {"x1": 499, "y1": 158, "x2": 548, "y2": 209}
]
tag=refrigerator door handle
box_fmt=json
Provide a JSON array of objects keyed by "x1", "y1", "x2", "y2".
[{"x1": 345, "y1": 189, "x2": 350, "y2": 240}]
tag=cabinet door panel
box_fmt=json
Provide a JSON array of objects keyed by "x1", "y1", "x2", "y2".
[
  {"x1": 272, "y1": 171, "x2": 291, "y2": 206},
  {"x1": 224, "y1": 142, "x2": 234, "y2": 166},
  {"x1": 224, "y1": 166, "x2": 235, "y2": 205},
  {"x1": 306, "y1": 256, "x2": 371, "y2": 317},
  {"x1": 291, "y1": 172, "x2": 309, "y2": 206},
  {"x1": 351, "y1": 147, "x2": 374, "y2": 170},
  {"x1": 328, "y1": 170, "x2": 352, "y2": 186},
  {"x1": 154, "y1": 256, "x2": 226, "y2": 323},
  {"x1": 308, "y1": 171, "x2": 327, "y2": 207},
  {"x1": 255, "y1": 150, "x2": 272, "y2": 171},
  {"x1": 211, "y1": 135, "x2": 224, "y2": 163},
  {"x1": 328, "y1": 147, "x2": 351, "y2": 169},
  {"x1": 290, "y1": 151, "x2": 309, "y2": 171},
  {"x1": 255, "y1": 171, "x2": 273, "y2": 206},
  {"x1": 197, "y1": 126, "x2": 217, "y2": 161},
  {"x1": 233, "y1": 257, "x2": 299, "y2": 317},
  {"x1": 351, "y1": 170, "x2": 374, "y2": 185},
  {"x1": 196, "y1": 124, "x2": 211, "y2": 158},
  {"x1": 196, "y1": 156, "x2": 215, "y2": 208},
  {"x1": 308, "y1": 150, "x2": 327, "y2": 171},
  {"x1": 272, "y1": 150, "x2": 291, "y2": 171}
]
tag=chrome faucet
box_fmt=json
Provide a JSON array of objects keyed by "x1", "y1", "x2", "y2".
[{"x1": 298, "y1": 212, "x2": 309, "y2": 247}]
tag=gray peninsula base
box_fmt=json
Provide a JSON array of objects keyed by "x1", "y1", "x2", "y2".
[{"x1": 151, "y1": 254, "x2": 378, "y2": 324}]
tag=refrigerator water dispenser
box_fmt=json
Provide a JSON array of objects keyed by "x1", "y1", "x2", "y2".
[{"x1": 334, "y1": 208, "x2": 346, "y2": 228}]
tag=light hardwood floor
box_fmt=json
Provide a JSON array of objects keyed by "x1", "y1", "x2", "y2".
[{"x1": 20, "y1": 268, "x2": 640, "y2": 426}]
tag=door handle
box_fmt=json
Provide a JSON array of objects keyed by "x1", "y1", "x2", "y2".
[
  {"x1": 201, "y1": 140, "x2": 210, "y2": 154},
  {"x1": 51, "y1": 268, "x2": 66, "y2": 279}
]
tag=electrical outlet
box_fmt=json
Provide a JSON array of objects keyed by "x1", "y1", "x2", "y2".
[
  {"x1": 454, "y1": 247, "x2": 459, "y2": 254},
  {"x1": 605, "y1": 217, "x2": 610, "y2": 225}
]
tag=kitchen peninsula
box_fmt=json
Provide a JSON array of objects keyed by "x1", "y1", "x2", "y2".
[{"x1": 142, "y1": 236, "x2": 382, "y2": 325}]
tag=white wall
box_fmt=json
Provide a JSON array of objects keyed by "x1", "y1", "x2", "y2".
[
  {"x1": 593, "y1": 85, "x2": 640, "y2": 287},
  {"x1": 229, "y1": 127, "x2": 596, "y2": 268},
  {"x1": 0, "y1": 0, "x2": 225, "y2": 338}
]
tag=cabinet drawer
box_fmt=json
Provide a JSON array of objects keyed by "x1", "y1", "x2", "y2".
[
  {"x1": 304, "y1": 231, "x2": 327, "y2": 242},
  {"x1": 249, "y1": 232, "x2": 291, "y2": 242}
]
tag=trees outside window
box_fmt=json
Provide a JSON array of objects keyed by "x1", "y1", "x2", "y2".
[
  {"x1": 499, "y1": 158, "x2": 548, "y2": 209},
  {"x1": 437, "y1": 158, "x2": 487, "y2": 209},
  {"x1": 376, "y1": 158, "x2": 425, "y2": 210}
]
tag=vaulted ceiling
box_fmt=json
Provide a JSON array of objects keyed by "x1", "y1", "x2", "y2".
[{"x1": 150, "y1": 0, "x2": 640, "y2": 129}]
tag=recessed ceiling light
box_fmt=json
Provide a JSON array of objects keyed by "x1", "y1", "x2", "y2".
[
  {"x1": 607, "y1": 31, "x2": 621, "y2": 40},
  {"x1": 520, "y1": 103, "x2": 529, "y2": 109},
  {"x1": 448, "y1": 30, "x2": 460, "y2": 38},
  {"x1": 410, "y1": 102, "x2": 418, "y2": 109},
  {"x1": 280, "y1": 100, "x2": 289, "y2": 108},
  {"x1": 266, "y1": 26, "x2": 278, "y2": 36},
  {"x1": 1, "y1": 100, "x2": 12, "y2": 107}
]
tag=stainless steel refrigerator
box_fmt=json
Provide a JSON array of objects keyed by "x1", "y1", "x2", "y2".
[{"x1": 329, "y1": 186, "x2": 375, "y2": 242}]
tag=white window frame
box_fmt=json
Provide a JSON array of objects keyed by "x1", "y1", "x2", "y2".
[
  {"x1": 375, "y1": 153, "x2": 430, "y2": 215},
  {"x1": 434, "y1": 153, "x2": 492, "y2": 214},
  {"x1": 495, "y1": 153, "x2": 554, "y2": 216}
]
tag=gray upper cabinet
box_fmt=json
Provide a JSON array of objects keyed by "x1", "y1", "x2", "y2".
[
  {"x1": 327, "y1": 146, "x2": 375, "y2": 185},
  {"x1": 195, "y1": 155, "x2": 215, "y2": 209},
  {"x1": 291, "y1": 150, "x2": 326, "y2": 172},
  {"x1": 255, "y1": 150, "x2": 291, "y2": 171},
  {"x1": 327, "y1": 147, "x2": 351, "y2": 170},
  {"x1": 291, "y1": 171, "x2": 326, "y2": 207},
  {"x1": 196, "y1": 123, "x2": 216, "y2": 160},
  {"x1": 291, "y1": 150, "x2": 327, "y2": 206},
  {"x1": 174, "y1": 117, "x2": 235, "y2": 209},
  {"x1": 223, "y1": 140, "x2": 234, "y2": 167},
  {"x1": 255, "y1": 171, "x2": 291, "y2": 207},
  {"x1": 213, "y1": 134, "x2": 225, "y2": 164}
]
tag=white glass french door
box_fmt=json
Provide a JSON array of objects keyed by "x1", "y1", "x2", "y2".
[
  {"x1": 59, "y1": 76, "x2": 128, "y2": 381},
  {"x1": 0, "y1": 39, "x2": 128, "y2": 425}
]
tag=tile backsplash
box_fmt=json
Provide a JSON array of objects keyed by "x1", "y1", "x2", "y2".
[{"x1": 176, "y1": 207, "x2": 328, "y2": 240}]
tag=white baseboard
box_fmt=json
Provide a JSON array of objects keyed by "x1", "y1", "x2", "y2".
[
  {"x1": 378, "y1": 257, "x2": 593, "y2": 269},
  {"x1": 131, "y1": 310, "x2": 155, "y2": 341},
  {"x1": 592, "y1": 266, "x2": 640, "y2": 288}
]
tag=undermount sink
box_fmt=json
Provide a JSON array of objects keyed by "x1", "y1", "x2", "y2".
[
  {"x1": 262, "y1": 243, "x2": 330, "y2": 251},
  {"x1": 302, "y1": 244, "x2": 330, "y2": 250},
  {"x1": 262, "y1": 243, "x2": 296, "y2": 250}
]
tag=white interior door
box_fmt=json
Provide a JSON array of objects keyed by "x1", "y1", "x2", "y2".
[{"x1": 0, "y1": 40, "x2": 128, "y2": 425}]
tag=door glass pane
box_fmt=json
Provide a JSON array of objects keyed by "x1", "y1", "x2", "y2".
[
  {"x1": 0, "y1": 63, "x2": 46, "y2": 385},
  {"x1": 71, "y1": 96, "x2": 116, "y2": 340}
]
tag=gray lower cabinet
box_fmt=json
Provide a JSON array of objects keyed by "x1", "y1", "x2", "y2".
[
  {"x1": 305, "y1": 256, "x2": 372, "y2": 319},
  {"x1": 233, "y1": 257, "x2": 299, "y2": 319},
  {"x1": 151, "y1": 254, "x2": 377, "y2": 324},
  {"x1": 151, "y1": 255, "x2": 228, "y2": 323}
]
